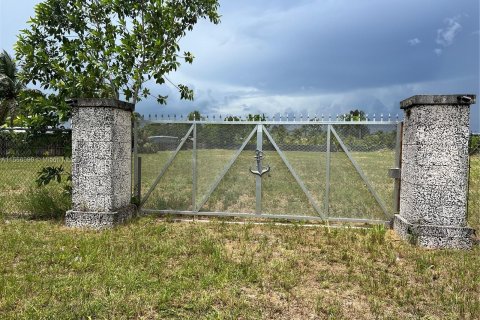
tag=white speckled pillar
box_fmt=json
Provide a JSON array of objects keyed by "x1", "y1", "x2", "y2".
[
  {"x1": 393, "y1": 95, "x2": 477, "y2": 249},
  {"x1": 65, "y1": 99, "x2": 136, "y2": 229}
]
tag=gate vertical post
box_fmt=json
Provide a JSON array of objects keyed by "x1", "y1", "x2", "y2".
[
  {"x1": 393, "y1": 95, "x2": 476, "y2": 249},
  {"x1": 133, "y1": 117, "x2": 140, "y2": 201},
  {"x1": 192, "y1": 122, "x2": 197, "y2": 211},
  {"x1": 256, "y1": 124, "x2": 263, "y2": 213},
  {"x1": 392, "y1": 122, "x2": 403, "y2": 214},
  {"x1": 65, "y1": 99, "x2": 136, "y2": 229},
  {"x1": 324, "y1": 124, "x2": 331, "y2": 216}
]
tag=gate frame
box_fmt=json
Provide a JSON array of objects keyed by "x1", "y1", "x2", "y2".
[{"x1": 134, "y1": 119, "x2": 402, "y2": 225}]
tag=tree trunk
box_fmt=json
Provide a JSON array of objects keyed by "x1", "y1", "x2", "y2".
[{"x1": 0, "y1": 100, "x2": 9, "y2": 126}]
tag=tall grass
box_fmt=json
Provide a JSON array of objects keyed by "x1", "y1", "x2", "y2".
[{"x1": 0, "y1": 158, "x2": 71, "y2": 217}]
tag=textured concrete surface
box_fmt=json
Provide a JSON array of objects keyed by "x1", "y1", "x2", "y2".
[
  {"x1": 65, "y1": 205, "x2": 137, "y2": 229},
  {"x1": 67, "y1": 99, "x2": 135, "y2": 229},
  {"x1": 393, "y1": 215, "x2": 475, "y2": 249},
  {"x1": 394, "y1": 95, "x2": 476, "y2": 249}
]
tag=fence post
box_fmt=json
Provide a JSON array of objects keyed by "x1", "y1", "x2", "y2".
[
  {"x1": 390, "y1": 122, "x2": 403, "y2": 216},
  {"x1": 192, "y1": 123, "x2": 197, "y2": 211},
  {"x1": 256, "y1": 124, "x2": 263, "y2": 213},
  {"x1": 324, "y1": 124, "x2": 331, "y2": 216},
  {"x1": 65, "y1": 98, "x2": 136, "y2": 229},
  {"x1": 393, "y1": 94, "x2": 476, "y2": 249}
]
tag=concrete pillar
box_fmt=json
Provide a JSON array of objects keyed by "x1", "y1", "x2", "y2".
[
  {"x1": 65, "y1": 99, "x2": 136, "y2": 229},
  {"x1": 393, "y1": 95, "x2": 476, "y2": 249}
]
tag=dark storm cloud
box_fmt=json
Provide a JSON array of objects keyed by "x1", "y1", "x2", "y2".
[
  {"x1": 150, "y1": 0, "x2": 478, "y2": 129},
  {"x1": 181, "y1": 0, "x2": 478, "y2": 95},
  {"x1": 1, "y1": 0, "x2": 478, "y2": 129}
]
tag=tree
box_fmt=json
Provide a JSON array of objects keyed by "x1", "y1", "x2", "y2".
[
  {"x1": 16, "y1": 90, "x2": 70, "y2": 131},
  {"x1": 246, "y1": 114, "x2": 266, "y2": 121},
  {"x1": 224, "y1": 115, "x2": 240, "y2": 121},
  {"x1": 0, "y1": 50, "x2": 24, "y2": 126},
  {"x1": 342, "y1": 109, "x2": 366, "y2": 121},
  {"x1": 187, "y1": 110, "x2": 202, "y2": 121},
  {"x1": 15, "y1": 0, "x2": 220, "y2": 105}
]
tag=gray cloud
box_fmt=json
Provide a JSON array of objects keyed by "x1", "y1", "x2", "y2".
[
  {"x1": 136, "y1": 0, "x2": 478, "y2": 130},
  {"x1": 436, "y1": 16, "x2": 462, "y2": 47},
  {"x1": 408, "y1": 38, "x2": 421, "y2": 46},
  {"x1": 3, "y1": 0, "x2": 475, "y2": 129}
]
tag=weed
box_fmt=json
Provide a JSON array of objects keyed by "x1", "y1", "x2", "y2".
[{"x1": 20, "y1": 186, "x2": 71, "y2": 220}]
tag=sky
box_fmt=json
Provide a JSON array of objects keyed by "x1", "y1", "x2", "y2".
[{"x1": 1, "y1": 0, "x2": 479, "y2": 131}]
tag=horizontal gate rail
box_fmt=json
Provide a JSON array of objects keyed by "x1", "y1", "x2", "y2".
[
  {"x1": 142, "y1": 209, "x2": 389, "y2": 226},
  {"x1": 141, "y1": 120, "x2": 400, "y2": 125}
]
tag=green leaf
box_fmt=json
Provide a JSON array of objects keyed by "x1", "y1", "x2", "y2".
[{"x1": 15, "y1": 0, "x2": 220, "y2": 106}]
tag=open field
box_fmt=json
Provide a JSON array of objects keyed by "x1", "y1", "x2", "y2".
[
  {"x1": 0, "y1": 157, "x2": 71, "y2": 217},
  {"x1": 140, "y1": 149, "x2": 395, "y2": 221},
  {"x1": 0, "y1": 153, "x2": 479, "y2": 229},
  {"x1": 0, "y1": 217, "x2": 479, "y2": 319},
  {"x1": 469, "y1": 155, "x2": 480, "y2": 230}
]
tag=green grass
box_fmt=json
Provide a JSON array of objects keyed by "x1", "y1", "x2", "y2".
[
  {"x1": 140, "y1": 149, "x2": 395, "y2": 220},
  {"x1": 0, "y1": 217, "x2": 479, "y2": 319},
  {"x1": 0, "y1": 157, "x2": 71, "y2": 217},
  {"x1": 469, "y1": 155, "x2": 480, "y2": 230},
  {"x1": 0, "y1": 150, "x2": 479, "y2": 318},
  {"x1": 1, "y1": 153, "x2": 479, "y2": 229}
]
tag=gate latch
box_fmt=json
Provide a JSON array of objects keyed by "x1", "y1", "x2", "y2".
[
  {"x1": 250, "y1": 150, "x2": 270, "y2": 176},
  {"x1": 388, "y1": 168, "x2": 401, "y2": 179}
]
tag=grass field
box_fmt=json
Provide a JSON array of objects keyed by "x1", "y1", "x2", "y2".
[
  {"x1": 140, "y1": 149, "x2": 395, "y2": 221},
  {"x1": 1, "y1": 152, "x2": 479, "y2": 229},
  {"x1": 468, "y1": 155, "x2": 480, "y2": 230},
  {"x1": 0, "y1": 150, "x2": 479, "y2": 318},
  {"x1": 0, "y1": 217, "x2": 479, "y2": 319},
  {"x1": 0, "y1": 157, "x2": 71, "y2": 218}
]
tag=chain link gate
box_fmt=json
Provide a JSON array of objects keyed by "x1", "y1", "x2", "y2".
[{"x1": 134, "y1": 119, "x2": 401, "y2": 224}]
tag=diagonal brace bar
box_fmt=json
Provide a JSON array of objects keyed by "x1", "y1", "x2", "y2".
[
  {"x1": 263, "y1": 127, "x2": 326, "y2": 220},
  {"x1": 140, "y1": 124, "x2": 195, "y2": 207},
  {"x1": 330, "y1": 126, "x2": 390, "y2": 218},
  {"x1": 197, "y1": 125, "x2": 258, "y2": 211}
]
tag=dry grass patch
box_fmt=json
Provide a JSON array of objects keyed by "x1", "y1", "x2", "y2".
[{"x1": 1, "y1": 214, "x2": 479, "y2": 319}]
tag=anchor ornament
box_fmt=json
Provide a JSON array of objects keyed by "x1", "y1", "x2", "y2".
[{"x1": 250, "y1": 149, "x2": 270, "y2": 176}]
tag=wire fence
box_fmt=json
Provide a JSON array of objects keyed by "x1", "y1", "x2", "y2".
[
  {"x1": 470, "y1": 133, "x2": 480, "y2": 155},
  {"x1": 468, "y1": 133, "x2": 480, "y2": 230},
  {"x1": 136, "y1": 120, "x2": 400, "y2": 222},
  {"x1": 0, "y1": 123, "x2": 478, "y2": 224},
  {"x1": 0, "y1": 128, "x2": 72, "y2": 215}
]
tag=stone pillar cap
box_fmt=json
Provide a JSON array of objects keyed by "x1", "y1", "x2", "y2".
[
  {"x1": 67, "y1": 98, "x2": 135, "y2": 112},
  {"x1": 400, "y1": 95, "x2": 476, "y2": 109}
]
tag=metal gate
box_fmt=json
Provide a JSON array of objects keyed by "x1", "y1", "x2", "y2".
[{"x1": 134, "y1": 118, "x2": 401, "y2": 224}]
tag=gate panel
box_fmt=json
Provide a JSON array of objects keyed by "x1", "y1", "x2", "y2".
[
  {"x1": 328, "y1": 131, "x2": 385, "y2": 220},
  {"x1": 200, "y1": 133, "x2": 257, "y2": 213},
  {"x1": 332, "y1": 123, "x2": 397, "y2": 215},
  {"x1": 261, "y1": 148, "x2": 318, "y2": 216},
  {"x1": 264, "y1": 124, "x2": 327, "y2": 214},
  {"x1": 196, "y1": 123, "x2": 256, "y2": 211},
  {"x1": 137, "y1": 123, "x2": 193, "y2": 195}
]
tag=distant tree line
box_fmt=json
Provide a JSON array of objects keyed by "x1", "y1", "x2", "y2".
[{"x1": 136, "y1": 109, "x2": 397, "y2": 153}]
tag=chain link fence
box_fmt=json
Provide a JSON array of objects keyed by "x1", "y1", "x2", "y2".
[
  {"x1": 0, "y1": 128, "x2": 72, "y2": 216},
  {"x1": 136, "y1": 120, "x2": 399, "y2": 222},
  {"x1": 470, "y1": 133, "x2": 480, "y2": 155},
  {"x1": 468, "y1": 133, "x2": 480, "y2": 230}
]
